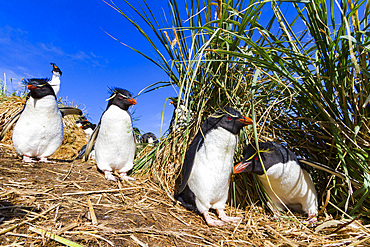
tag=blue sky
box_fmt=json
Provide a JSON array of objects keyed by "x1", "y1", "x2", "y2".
[{"x1": 0, "y1": 1, "x2": 177, "y2": 137}]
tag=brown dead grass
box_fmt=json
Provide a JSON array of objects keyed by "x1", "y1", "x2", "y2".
[{"x1": 1, "y1": 96, "x2": 370, "y2": 246}]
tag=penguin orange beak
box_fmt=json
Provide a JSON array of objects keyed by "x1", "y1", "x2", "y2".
[
  {"x1": 170, "y1": 101, "x2": 174, "y2": 104},
  {"x1": 238, "y1": 117, "x2": 253, "y2": 126},
  {"x1": 233, "y1": 162, "x2": 248, "y2": 174},
  {"x1": 27, "y1": 85, "x2": 37, "y2": 90},
  {"x1": 128, "y1": 98, "x2": 137, "y2": 105}
]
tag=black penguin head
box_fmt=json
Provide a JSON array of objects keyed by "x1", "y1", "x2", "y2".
[
  {"x1": 26, "y1": 78, "x2": 56, "y2": 99},
  {"x1": 76, "y1": 116, "x2": 88, "y2": 126},
  {"x1": 233, "y1": 142, "x2": 295, "y2": 175},
  {"x1": 76, "y1": 117, "x2": 96, "y2": 130},
  {"x1": 234, "y1": 143, "x2": 265, "y2": 175},
  {"x1": 50, "y1": 62, "x2": 62, "y2": 76},
  {"x1": 106, "y1": 88, "x2": 137, "y2": 111},
  {"x1": 204, "y1": 107, "x2": 253, "y2": 135}
]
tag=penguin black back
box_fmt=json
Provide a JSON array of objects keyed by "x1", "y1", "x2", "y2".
[
  {"x1": 235, "y1": 142, "x2": 309, "y2": 175},
  {"x1": 107, "y1": 88, "x2": 136, "y2": 110},
  {"x1": 26, "y1": 78, "x2": 56, "y2": 99}
]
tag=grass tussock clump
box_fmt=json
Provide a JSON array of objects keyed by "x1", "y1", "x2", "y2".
[{"x1": 110, "y1": 0, "x2": 370, "y2": 223}]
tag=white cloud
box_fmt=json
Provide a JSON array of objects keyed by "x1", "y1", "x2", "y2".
[{"x1": 0, "y1": 25, "x2": 105, "y2": 70}]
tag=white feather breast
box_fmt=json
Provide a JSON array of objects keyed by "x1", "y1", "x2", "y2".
[
  {"x1": 187, "y1": 127, "x2": 237, "y2": 211},
  {"x1": 258, "y1": 161, "x2": 318, "y2": 214},
  {"x1": 12, "y1": 95, "x2": 63, "y2": 158},
  {"x1": 50, "y1": 74, "x2": 61, "y2": 96},
  {"x1": 95, "y1": 105, "x2": 136, "y2": 172}
]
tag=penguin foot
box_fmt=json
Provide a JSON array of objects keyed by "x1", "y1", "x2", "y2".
[
  {"x1": 203, "y1": 211, "x2": 225, "y2": 227},
  {"x1": 22, "y1": 156, "x2": 37, "y2": 163},
  {"x1": 39, "y1": 157, "x2": 54, "y2": 163},
  {"x1": 305, "y1": 213, "x2": 318, "y2": 224},
  {"x1": 119, "y1": 172, "x2": 135, "y2": 181},
  {"x1": 217, "y1": 209, "x2": 242, "y2": 224},
  {"x1": 104, "y1": 171, "x2": 117, "y2": 181}
]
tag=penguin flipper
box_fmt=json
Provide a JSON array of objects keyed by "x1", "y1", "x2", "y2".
[
  {"x1": 76, "y1": 144, "x2": 87, "y2": 160},
  {"x1": 0, "y1": 110, "x2": 22, "y2": 141},
  {"x1": 83, "y1": 123, "x2": 100, "y2": 161},
  {"x1": 298, "y1": 158, "x2": 360, "y2": 186},
  {"x1": 177, "y1": 133, "x2": 204, "y2": 194},
  {"x1": 59, "y1": 107, "x2": 83, "y2": 117}
]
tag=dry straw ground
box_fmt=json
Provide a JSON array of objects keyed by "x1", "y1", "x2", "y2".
[{"x1": 1, "y1": 96, "x2": 370, "y2": 246}]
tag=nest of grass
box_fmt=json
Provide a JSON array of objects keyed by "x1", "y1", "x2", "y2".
[{"x1": 1, "y1": 96, "x2": 370, "y2": 246}]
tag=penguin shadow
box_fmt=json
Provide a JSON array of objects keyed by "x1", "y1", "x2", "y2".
[{"x1": 0, "y1": 200, "x2": 41, "y2": 225}]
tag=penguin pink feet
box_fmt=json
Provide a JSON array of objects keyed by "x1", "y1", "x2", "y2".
[
  {"x1": 203, "y1": 210, "x2": 241, "y2": 227},
  {"x1": 103, "y1": 171, "x2": 135, "y2": 181},
  {"x1": 119, "y1": 172, "x2": 135, "y2": 181},
  {"x1": 39, "y1": 157, "x2": 55, "y2": 163},
  {"x1": 104, "y1": 170, "x2": 117, "y2": 181},
  {"x1": 217, "y1": 209, "x2": 242, "y2": 224},
  {"x1": 203, "y1": 212, "x2": 225, "y2": 227},
  {"x1": 22, "y1": 156, "x2": 37, "y2": 163},
  {"x1": 305, "y1": 213, "x2": 318, "y2": 224}
]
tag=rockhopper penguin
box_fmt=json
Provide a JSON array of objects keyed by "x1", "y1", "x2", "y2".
[
  {"x1": 49, "y1": 62, "x2": 62, "y2": 96},
  {"x1": 76, "y1": 116, "x2": 96, "y2": 138},
  {"x1": 141, "y1": 132, "x2": 159, "y2": 144},
  {"x1": 12, "y1": 79, "x2": 63, "y2": 162},
  {"x1": 175, "y1": 107, "x2": 253, "y2": 226},
  {"x1": 83, "y1": 88, "x2": 137, "y2": 181},
  {"x1": 233, "y1": 141, "x2": 318, "y2": 221},
  {"x1": 168, "y1": 97, "x2": 193, "y2": 134}
]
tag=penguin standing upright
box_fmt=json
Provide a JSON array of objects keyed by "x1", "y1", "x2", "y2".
[
  {"x1": 12, "y1": 79, "x2": 63, "y2": 162},
  {"x1": 49, "y1": 63, "x2": 62, "y2": 96},
  {"x1": 233, "y1": 142, "x2": 318, "y2": 221},
  {"x1": 84, "y1": 88, "x2": 137, "y2": 181},
  {"x1": 175, "y1": 107, "x2": 253, "y2": 226}
]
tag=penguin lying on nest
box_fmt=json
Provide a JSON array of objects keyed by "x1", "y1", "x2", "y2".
[
  {"x1": 175, "y1": 107, "x2": 253, "y2": 226},
  {"x1": 83, "y1": 88, "x2": 137, "y2": 181},
  {"x1": 11, "y1": 79, "x2": 81, "y2": 162},
  {"x1": 233, "y1": 141, "x2": 360, "y2": 222}
]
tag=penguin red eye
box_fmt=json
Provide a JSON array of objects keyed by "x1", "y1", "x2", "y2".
[
  {"x1": 119, "y1": 96, "x2": 123, "y2": 99},
  {"x1": 41, "y1": 87, "x2": 45, "y2": 89},
  {"x1": 254, "y1": 157, "x2": 258, "y2": 160},
  {"x1": 228, "y1": 117, "x2": 232, "y2": 120}
]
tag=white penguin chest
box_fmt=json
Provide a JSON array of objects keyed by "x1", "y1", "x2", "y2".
[
  {"x1": 12, "y1": 96, "x2": 63, "y2": 157},
  {"x1": 50, "y1": 75, "x2": 61, "y2": 96},
  {"x1": 96, "y1": 106, "x2": 134, "y2": 143},
  {"x1": 258, "y1": 161, "x2": 317, "y2": 206},
  {"x1": 95, "y1": 105, "x2": 136, "y2": 170},
  {"x1": 188, "y1": 128, "x2": 238, "y2": 198}
]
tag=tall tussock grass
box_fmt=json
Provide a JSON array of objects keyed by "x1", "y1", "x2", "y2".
[{"x1": 106, "y1": 0, "x2": 370, "y2": 220}]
